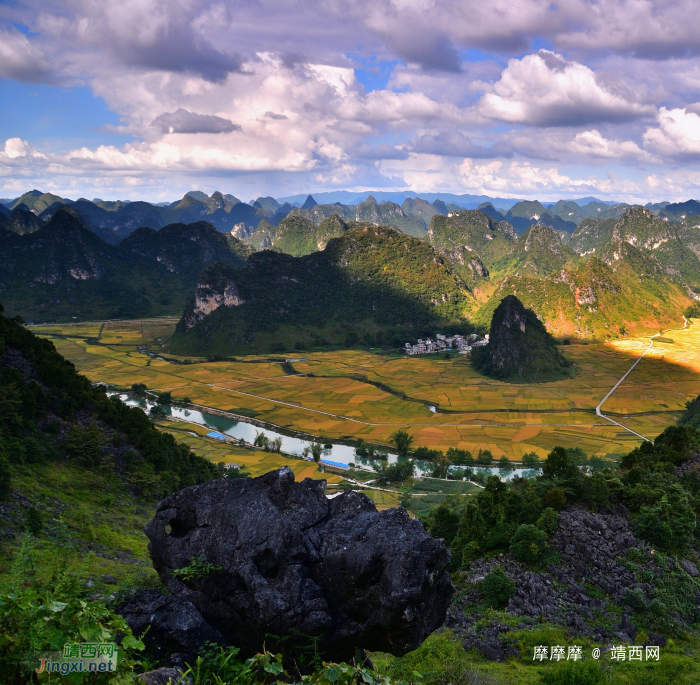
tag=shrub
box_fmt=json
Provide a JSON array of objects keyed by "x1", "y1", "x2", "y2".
[
  {"x1": 536, "y1": 508, "x2": 560, "y2": 535},
  {"x1": 476, "y1": 449, "x2": 493, "y2": 465},
  {"x1": 156, "y1": 391, "x2": 172, "y2": 404},
  {"x1": 0, "y1": 448, "x2": 10, "y2": 501},
  {"x1": 25, "y1": 507, "x2": 43, "y2": 535},
  {"x1": 65, "y1": 424, "x2": 103, "y2": 467},
  {"x1": 634, "y1": 494, "x2": 696, "y2": 553},
  {"x1": 479, "y1": 567, "x2": 515, "y2": 608},
  {"x1": 537, "y1": 659, "x2": 607, "y2": 685},
  {"x1": 522, "y1": 451, "x2": 541, "y2": 468},
  {"x1": 623, "y1": 587, "x2": 647, "y2": 612},
  {"x1": 542, "y1": 487, "x2": 567, "y2": 510},
  {"x1": 510, "y1": 524, "x2": 548, "y2": 563}
]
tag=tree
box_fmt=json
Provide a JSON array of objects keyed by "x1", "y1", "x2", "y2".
[
  {"x1": 431, "y1": 451, "x2": 451, "y2": 479},
  {"x1": 254, "y1": 432, "x2": 270, "y2": 450},
  {"x1": 25, "y1": 507, "x2": 43, "y2": 535},
  {"x1": 476, "y1": 449, "x2": 493, "y2": 465},
  {"x1": 510, "y1": 524, "x2": 548, "y2": 563},
  {"x1": 522, "y1": 452, "x2": 541, "y2": 468},
  {"x1": 65, "y1": 424, "x2": 103, "y2": 467},
  {"x1": 479, "y1": 567, "x2": 515, "y2": 609},
  {"x1": 310, "y1": 443, "x2": 323, "y2": 463},
  {"x1": 542, "y1": 446, "x2": 579, "y2": 480},
  {"x1": 377, "y1": 460, "x2": 415, "y2": 485},
  {"x1": 446, "y1": 447, "x2": 473, "y2": 465},
  {"x1": 131, "y1": 383, "x2": 147, "y2": 397},
  {"x1": 269, "y1": 437, "x2": 282, "y2": 453},
  {"x1": 157, "y1": 391, "x2": 172, "y2": 404},
  {"x1": 390, "y1": 430, "x2": 414, "y2": 457},
  {"x1": 498, "y1": 456, "x2": 511, "y2": 470}
]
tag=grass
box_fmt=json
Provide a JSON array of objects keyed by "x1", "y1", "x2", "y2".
[{"x1": 30, "y1": 318, "x2": 700, "y2": 460}]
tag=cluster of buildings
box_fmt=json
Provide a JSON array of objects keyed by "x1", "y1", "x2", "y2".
[{"x1": 404, "y1": 333, "x2": 489, "y2": 355}]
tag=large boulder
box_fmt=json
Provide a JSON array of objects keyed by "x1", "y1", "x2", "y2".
[{"x1": 141, "y1": 468, "x2": 453, "y2": 662}]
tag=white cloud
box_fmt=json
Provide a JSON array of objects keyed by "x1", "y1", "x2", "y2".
[
  {"x1": 478, "y1": 51, "x2": 654, "y2": 126},
  {"x1": 569, "y1": 130, "x2": 659, "y2": 163},
  {"x1": 643, "y1": 107, "x2": 700, "y2": 157}
]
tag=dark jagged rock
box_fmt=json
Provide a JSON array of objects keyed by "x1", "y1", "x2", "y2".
[
  {"x1": 117, "y1": 590, "x2": 225, "y2": 662},
  {"x1": 472, "y1": 295, "x2": 573, "y2": 382},
  {"x1": 139, "y1": 468, "x2": 453, "y2": 662}
]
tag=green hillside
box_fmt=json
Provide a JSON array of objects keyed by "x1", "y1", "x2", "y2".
[
  {"x1": 0, "y1": 209, "x2": 249, "y2": 322},
  {"x1": 427, "y1": 210, "x2": 515, "y2": 283},
  {"x1": 169, "y1": 224, "x2": 476, "y2": 355}
]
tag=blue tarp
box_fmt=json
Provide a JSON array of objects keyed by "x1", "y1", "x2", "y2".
[{"x1": 206, "y1": 431, "x2": 228, "y2": 441}]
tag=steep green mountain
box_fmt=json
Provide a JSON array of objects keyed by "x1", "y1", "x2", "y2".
[
  {"x1": 270, "y1": 214, "x2": 349, "y2": 256},
  {"x1": 9, "y1": 190, "x2": 68, "y2": 214},
  {"x1": 427, "y1": 210, "x2": 516, "y2": 284},
  {"x1": 475, "y1": 202, "x2": 504, "y2": 221},
  {"x1": 401, "y1": 197, "x2": 444, "y2": 225},
  {"x1": 603, "y1": 206, "x2": 700, "y2": 290},
  {"x1": 285, "y1": 203, "x2": 355, "y2": 226},
  {"x1": 476, "y1": 243, "x2": 691, "y2": 339},
  {"x1": 549, "y1": 200, "x2": 584, "y2": 224},
  {"x1": 254, "y1": 196, "x2": 281, "y2": 213},
  {"x1": 659, "y1": 199, "x2": 700, "y2": 222},
  {"x1": 0, "y1": 209, "x2": 250, "y2": 321},
  {"x1": 120, "y1": 221, "x2": 251, "y2": 277},
  {"x1": 493, "y1": 223, "x2": 578, "y2": 278},
  {"x1": 0, "y1": 207, "x2": 43, "y2": 235},
  {"x1": 569, "y1": 217, "x2": 617, "y2": 255},
  {"x1": 355, "y1": 196, "x2": 427, "y2": 237},
  {"x1": 242, "y1": 218, "x2": 277, "y2": 250},
  {"x1": 472, "y1": 295, "x2": 573, "y2": 382},
  {"x1": 169, "y1": 225, "x2": 475, "y2": 355}
]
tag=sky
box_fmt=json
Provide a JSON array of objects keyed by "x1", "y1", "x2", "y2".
[{"x1": 3, "y1": 1, "x2": 700, "y2": 203}]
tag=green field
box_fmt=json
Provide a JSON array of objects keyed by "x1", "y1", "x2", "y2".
[{"x1": 32, "y1": 318, "x2": 700, "y2": 462}]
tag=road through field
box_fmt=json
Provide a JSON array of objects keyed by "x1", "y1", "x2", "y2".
[{"x1": 596, "y1": 317, "x2": 688, "y2": 442}]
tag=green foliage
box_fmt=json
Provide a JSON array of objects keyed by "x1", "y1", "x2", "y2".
[
  {"x1": 634, "y1": 493, "x2": 696, "y2": 553},
  {"x1": 542, "y1": 487, "x2": 567, "y2": 510},
  {"x1": 0, "y1": 536, "x2": 145, "y2": 684},
  {"x1": 376, "y1": 460, "x2": 415, "y2": 485},
  {"x1": 476, "y1": 449, "x2": 493, "y2": 465},
  {"x1": 172, "y1": 557, "x2": 223, "y2": 581},
  {"x1": 156, "y1": 391, "x2": 172, "y2": 404},
  {"x1": 542, "y1": 447, "x2": 580, "y2": 481},
  {"x1": 390, "y1": 430, "x2": 414, "y2": 457},
  {"x1": 446, "y1": 447, "x2": 473, "y2": 465},
  {"x1": 310, "y1": 442, "x2": 324, "y2": 463},
  {"x1": 65, "y1": 423, "x2": 104, "y2": 467},
  {"x1": 537, "y1": 659, "x2": 608, "y2": 685},
  {"x1": 131, "y1": 383, "x2": 147, "y2": 396},
  {"x1": 25, "y1": 506, "x2": 43, "y2": 535},
  {"x1": 678, "y1": 393, "x2": 700, "y2": 428},
  {"x1": 509, "y1": 524, "x2": 548, "y2": 563},
  {"x1": 536, "y1": 507, "x2": 560, "y2": 535},
  {"x1": 479, "y1": 567, "x2": 515, "y2": 609},
  {"x1": 522, "y1": 451, "x2": 541, "y2": 468}
]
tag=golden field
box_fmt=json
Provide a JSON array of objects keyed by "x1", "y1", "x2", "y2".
[{"x1": 31, "y1": 317, "x2": 700, "y2": 460}]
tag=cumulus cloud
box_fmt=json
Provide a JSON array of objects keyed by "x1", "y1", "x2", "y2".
[
  {"x1": 356, "y1": 143, "x2": 409, "y2": 160},
  {"x1": 410, "y1": 131, "x2": 513, "y2": 158},
  {"x1": 151, "y1": 109, "x2": 240, "y2": 134},
  {"x1": 478, "y1": 51, "x2": 655, "y2": 126},
  {"x1": 569, "y1": 130, "x2": 659, "y2": 162},
  {"x1": 643, "y1": 107, "x2": 700, "y2": 157}
]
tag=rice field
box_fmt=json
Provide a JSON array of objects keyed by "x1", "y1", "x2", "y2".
[{"x1": 32, "y1": 316, "x2": 700, "y2": 461}]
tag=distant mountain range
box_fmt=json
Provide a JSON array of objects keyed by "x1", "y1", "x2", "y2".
[{"x1": 2, "y1": 189, "x2": 700, "y2": 351}]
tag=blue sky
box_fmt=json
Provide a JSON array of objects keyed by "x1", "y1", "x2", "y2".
[{"x1": 2, "y1": 0, "x2": 700, "y2": 202}]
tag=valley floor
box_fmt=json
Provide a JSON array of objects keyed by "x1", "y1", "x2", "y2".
[{"x1": 32, "y1": 317, "x2": 700, "y2": 461}]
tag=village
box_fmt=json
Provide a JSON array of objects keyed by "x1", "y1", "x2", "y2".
[{"x1": 404, "y1": 332, "x2": 489, "y2": 355}]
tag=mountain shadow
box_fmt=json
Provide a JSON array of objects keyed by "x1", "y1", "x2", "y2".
[{"x1": 472, "y1": 295, "x2": 574, "y2": 383}]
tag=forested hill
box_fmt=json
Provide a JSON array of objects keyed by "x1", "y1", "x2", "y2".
[
  {"x1": 0, "y1": 306, "x2": 217, "y2": 501},
  {"x1": 0, "y1": 209, "x2": 249, "y2": 322},
  {"x1": 168, "y1": 224, "x2": 477, "y2": 356}
]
